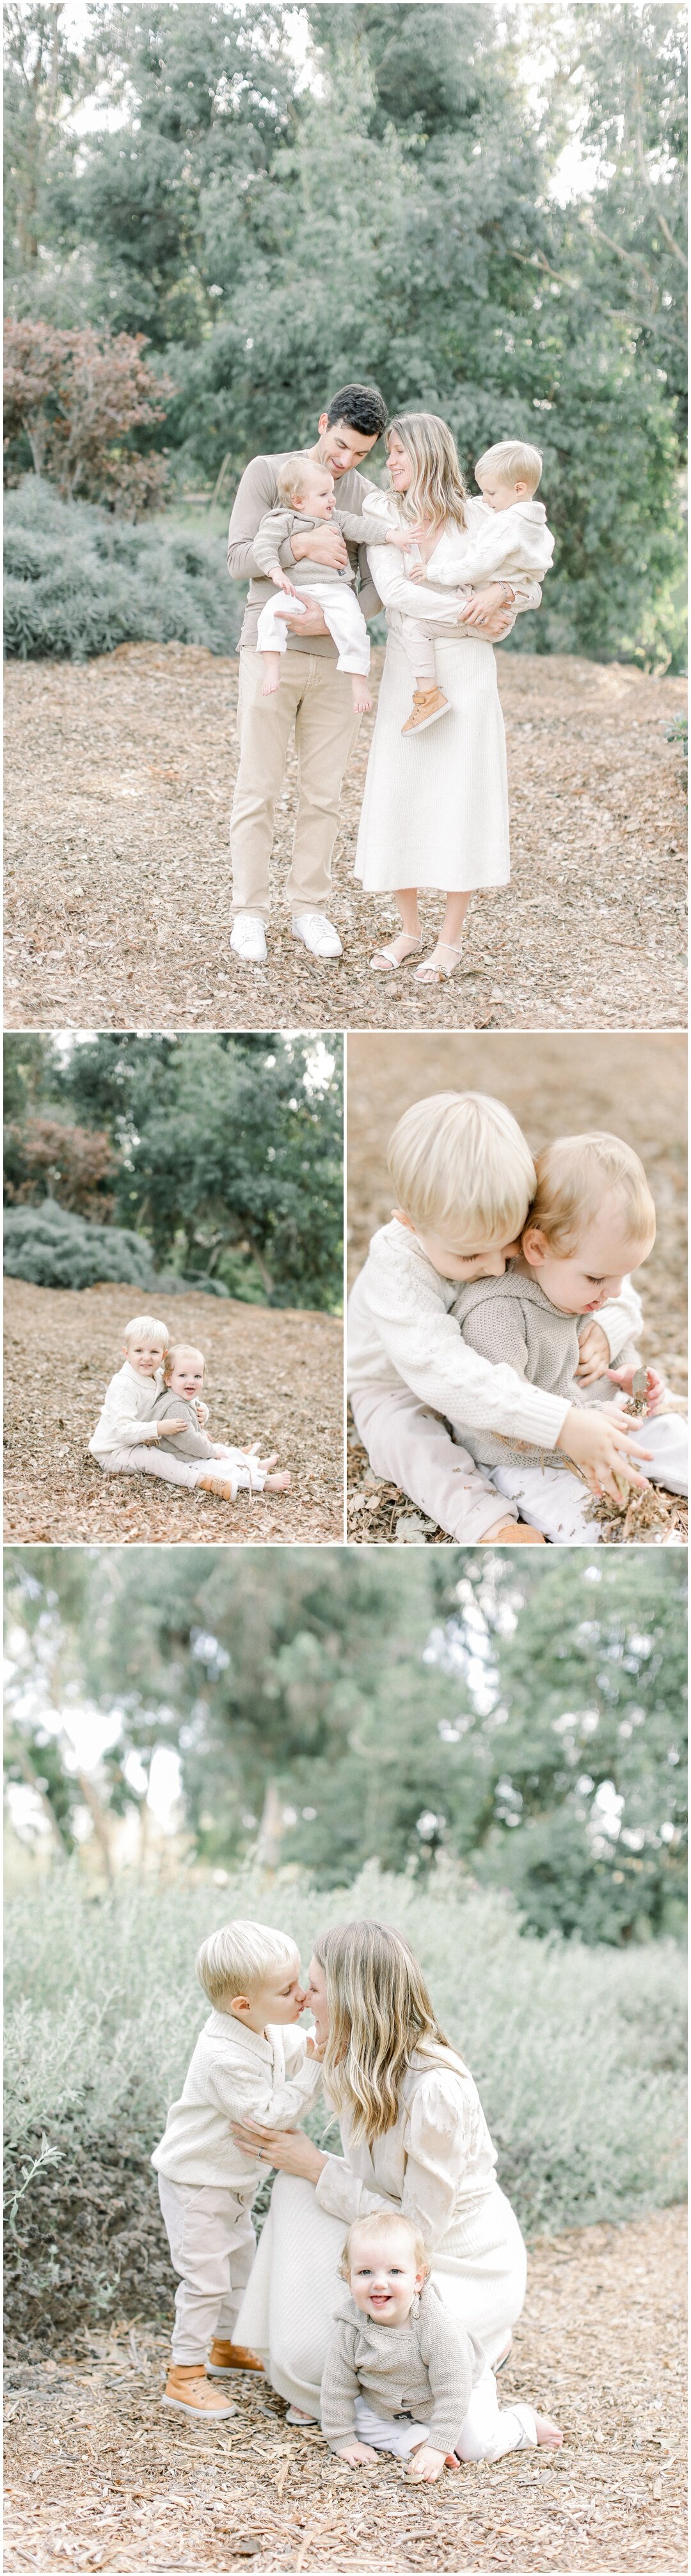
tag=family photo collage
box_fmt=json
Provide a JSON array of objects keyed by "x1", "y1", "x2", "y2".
[{"x1": 3, "y1": 4, "x2": 688, "y2": 2575}]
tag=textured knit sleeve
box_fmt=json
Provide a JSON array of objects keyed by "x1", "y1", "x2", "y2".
[
  {"x1": 458, "y1": 1292, "x2": 531, "y2": 1380},
  {"x1": 253, "y1": 508, "x2": 293, "y2": 575},
  {"x1": 397, "y1": 2074, "x2": 480, "y2": 2255},
  {"x1": 419, "y1": 2299, "x2": 473, "y2": 2453},
  {"x1": 353, "y1": 1235, "x2": 569, "y2": 1450},
  {"x1": 320, "y1": 2323, "x2": 361, "y2": 2446},
  {"x1": 203, "y1": 2044, "x2": 321, "y2": 2133}
]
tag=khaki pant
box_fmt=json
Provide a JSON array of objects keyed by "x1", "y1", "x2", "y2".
[
  {"x1": 158, "y1": 2175, "x2": 257, "y2": 2364},
  {"x1": 230, "y1": 646, "x2": 360, "y2": 919},
  {"x1": 350, "y1": 1384, "x2": 518, "y2": 1543}
]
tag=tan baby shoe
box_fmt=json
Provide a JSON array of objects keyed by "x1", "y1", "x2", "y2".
[
  {"x1": 163, "y1": 2363, "x2": 236, "y2": 2418},
  {"x1": 401, "y1": 685, "x2": 451, "y2": 734},
  {"x1": 207, "y1": 2338, "x2": 265, "y2": 2377}
]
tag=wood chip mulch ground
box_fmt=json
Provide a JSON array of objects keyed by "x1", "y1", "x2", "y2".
[
  {"x1": 346, "y1": 1029, "x2": 687, "y2": 1547},
  {"x1": 3, "y1": 2204, "x2": 686, "y2": 2573},
  {"x1": 3, "y1": 1279, "x2": 344, "y2": 1544},
  {"x1": 4, "y1": 644, "x2": 687, "y2": 1034}
]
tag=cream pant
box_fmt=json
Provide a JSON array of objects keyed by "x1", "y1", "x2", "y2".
[
  {"x1": 157, "y1": 2176, "x2": 257, "y2": 2364},
  {"x1": 230, "y1": 646, "x2": 361, "y2": 920},
  {"x1": 491, "y1": 1411, "x2": 688, "y2": 1543},
  {"x1": 350, "y1": 1384, "x2": 518, "y2": 1542},
  {"x1": 95, "y1": 1444, "x2": 264, "y2": 1498},
  {"x1": 353, "y1": 2373, "x2": 537, "y2": 2465},
  {"x1": 257, "y1": 585, "x2": 370, "y2": 675}
]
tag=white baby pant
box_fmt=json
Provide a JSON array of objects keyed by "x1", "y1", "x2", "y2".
[
  {"x1": 158, "y1": 2176, "x2": 257, "y2": 2364},
  {"x1": 350, "y1": 1382, "x2": 518, "y2": 1542},
  {"x1": 257, "y1": 585, "x2": 370, "y2": 675},
  {"x1": 353, "y1": 2366, "x2": 537, "y2": 2465},
  {"x1": 95, "y1": 1444, "x2": 266, "y2": 1499},
  {"x1": 489, "y1": 1410, "x2": 688, "y2": 1544}
]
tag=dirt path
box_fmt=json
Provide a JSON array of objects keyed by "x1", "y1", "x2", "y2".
[
  {"x1": 3, "y1": 2205, "x2": 686, "y2": 2573},
  {"x1": 3, "y1": 1280, "x2": 344, "y2": 1543},
  {"x1": 346, "y1": 1031, "x2": 687, "y2": 1546},
  {"x1": 4, "y1": 645, "x2": 687, "y2": 1034}
]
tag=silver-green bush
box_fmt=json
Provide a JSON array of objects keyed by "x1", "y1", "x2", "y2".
[
  {"x1": 4, "y1": 476, "x2": 242, "y2": 661},
  {"x1": 3, "y1": 1199, "x2": 230, "y2": 1294}
]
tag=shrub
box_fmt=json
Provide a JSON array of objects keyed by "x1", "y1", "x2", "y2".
[
  {"x1": 3, "y1": 1199, "x2": 230, "y2": 1295},
  {"x1": 3, "y1": 320, "x2": 173, "y2": 513},
  {"x1": 4, "y1": 1116, "x2": 118, "y2": 1219},
  {"x1": 4, "y1": 476, "x2": 243, "y2": 662},
  {"x1": 3, "y1": 1862, "x2": 685, "y2": 2352}
]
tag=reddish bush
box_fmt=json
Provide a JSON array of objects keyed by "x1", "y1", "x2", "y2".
[
  {"x1": 3, "y1": 1116, "x2": 120, "y2": 1219},
  {"x1": 3, "y1": 320, "x2": 175, "y2": 514}
]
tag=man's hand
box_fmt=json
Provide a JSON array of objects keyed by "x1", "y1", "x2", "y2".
[
  {"x1": 406, "y1": 2445, "x2": 446, "y2": 2483},
  {"x1": 291, "y1": 524, "x2": 348, "y2": 570},
  {"x1": 277, "y1": 596, "x2": 330, "y2": 637},
  {"x1": 334, "y1": 2442, "x2": 379, "y2": 2467},
  {"x1": 459, "y1": 582, "x2": 510, "y2": 628},
  {"x1": 575, "y1": 1319, "x2": 610, "y2": 1382},
  {"x1": 607, "y1": 1363, "x2": 666, "y2": 1416},
  {"x1": 557, "y1": 1405, "x2": 653, "y2": 1500}
]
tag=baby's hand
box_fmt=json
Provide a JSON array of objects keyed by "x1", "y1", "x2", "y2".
[
  {"x1": 406, "y1": 2444, "x2": 446, "y2": 2483},
  {"x1": 334, "y1": 2442, "x2": 378, "y2": 2468},
  {"x1": 557, "y1": 1404, "x2": 653, "y2": 1500},
  {"x1": 195, "y1": 1399, "x2": 210, "y2": 1425},
  {"x1": 607, "y1": 1363, "x2": 667, "y2": 1417},
  {"x1": 274, "y1": 566, "x2": 298, "y2": 595},
  {"x1": 575, "y1": 1319, "x2": 610, "y2": 1382}
]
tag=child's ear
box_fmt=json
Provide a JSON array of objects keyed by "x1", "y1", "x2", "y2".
[
  {"x1": 523, "y1": 1226, "x2": 548, "y2": 1269},
  {"x1": 392, "y1": 1206, "x2": 415, "y2": 1232},
  {"x1": 229, "y1": 1995, "x2": 250, "y2": 2021}
]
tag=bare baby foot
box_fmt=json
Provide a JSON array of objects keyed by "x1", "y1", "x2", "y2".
[
  {"x1": 261, "y1": 656, "x2": 281, "y2": 695},
  {"x1": 264, "y1": 1470, "x2": 291, "y2": 1491},
  {"x1": 536, "y1": 2414, "x2": 563, "y2": 2446}
]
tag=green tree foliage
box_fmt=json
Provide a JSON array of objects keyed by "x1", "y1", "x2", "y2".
[
  {"x1": 4, "y1": 1549, "x2": 687, "y2": 1942},
  {"x1": 3, "y1": 1033, "x2": 343, "y2": 1309}
]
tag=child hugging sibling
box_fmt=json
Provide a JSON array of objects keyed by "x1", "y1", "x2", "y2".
[
  {"x1": 88, "y1": 1315, "x2": 290, "y2": 1504},
  {"x1": 152, "y1": 1921, "x2": 321, "y2": 2420},
  {"x1": 321, "y1": 2211, "x2": 561, "y2": 2480},
  {"x1": 347, "y1": 1093, "x2": 687, "y2": 1545}
]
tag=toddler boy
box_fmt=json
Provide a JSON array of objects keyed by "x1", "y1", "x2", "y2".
[
  {"x1": 321, "y1": 2212, "x2": 560, "y2": 2479},
  {"x1": 88, "y1": 1315, "x2": 232, "y2": 1498},
  {"x1": 152, "y1": 1920, "x2": 321, "y2": 2419},
  {"x1": 381, "y1": 441, "x2": 553, "y2": 728},
  {"x1": 347, "y1": 1095, "x2": 651, "y2": 1543},
  {"x1": 151, "y1": 1345, "x2": 291, "y2": 1499},
  {"x1": 453, "y1": 1132, "x2": 687, "y2": 1541}
]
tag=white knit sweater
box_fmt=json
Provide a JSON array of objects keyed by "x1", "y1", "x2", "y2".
[
  {"x1": 362, "y1": 490, "x2": 544, "y2": 628},
  {"x1": 425, "y1": 497, "x2": 554, "y2": 593},
  {"x1": 347, "y1": 1221, "x2": 643, "y2": 1451},
  {"x1": 152, "y1": 2013, "x2": 322, "y2": 2193},
  {"x1": 88, "y1": 1359, "x2": 165, "y2": 1456}
]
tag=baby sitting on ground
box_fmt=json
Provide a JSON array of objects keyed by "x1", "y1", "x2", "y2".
[
  {"x1": 321, "y1": 2211, "x2": 561, "y2": 2480},
  {"x1": 151, "y1": 1343, "x2": 290, "y2": 1500},
  {"x1": 253, "y1": 451, "x2": 412, "y2": 712}
]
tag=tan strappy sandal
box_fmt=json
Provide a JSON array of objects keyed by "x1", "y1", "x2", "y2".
[
  {"x1": 414, "y1": 941, "x2": 464, "y2": 983},
  {"x1": 370, "y1": 933, "x2": 424, "y2": 973}
]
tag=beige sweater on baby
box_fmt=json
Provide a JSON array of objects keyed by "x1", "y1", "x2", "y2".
[
  {"x1": 452, "y1": 1265, "x2": 637, "y2": 1466},
  {"x1": 253, "y1": 502, "x2": 390, "y2": 593},
  {"x1": 321, "y1": 2281, "x2": 484, "y2": 2453}
]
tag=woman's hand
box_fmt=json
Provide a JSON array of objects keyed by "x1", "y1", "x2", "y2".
[
  {"x1": 334, "y1": 2441, "x2": 379, "y2": 2467},
  {"x1": 407, "y1": 2444, "x2": 446, "y2": 2483},
  {"x1": 230, "y1": 2119, "x2": 328, "y2": 2182},
  {"x1": 459, "y1": 582, "x2": 510, "y2": 628},
  {"x1": 575, "y1": 1319, "x2": 610, "y2": 1382}
]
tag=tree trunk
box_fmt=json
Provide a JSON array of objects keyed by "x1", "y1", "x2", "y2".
[
  {"x1": 4, "y1": 1728, "x2": 70, "y2": 1859},
  {"x1": 255, "y1": 1777, "x2": 283, "y2": 1874}
]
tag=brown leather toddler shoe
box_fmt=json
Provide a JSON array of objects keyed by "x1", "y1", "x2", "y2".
[
  {"x1": 207, "y1": 2338, "x2": 264, "y2": 2377},
  {"x1": 163, "y1": 2362, "x2": 236, "y2": 2417},
  {"x1": 401, "y1": 685, "x2": 451, "y2": 734}
]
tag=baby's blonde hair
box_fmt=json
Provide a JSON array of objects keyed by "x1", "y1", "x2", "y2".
[
  {"x1": 386, "y1": 412, "x2": 468, "y2": 533},
  {"x1": 475, "y1": 439, "x2": 543, "y2": 494},
  {"x1": 163, "y1": 1343, "x2": 205, "y2": 1384},
  {"x1": 338, "y1": 2209, "x2": 429, "y2": 2284},
  {"x1": 123, "y1": 1314, "x2": 169, "y2": 1347},
  {"x1": 527, "y1": 1133, "x2": 656, "y2": 1253},
  {"x1": 195, "y1": 1919, "x2": 299, "y2": 2009},
  {"x1": 276, "y1": 451, "x2": 323, "y2": 507},
  {"x1": 388, "y1": 1092, "x2": 536, "y2": 1249}
]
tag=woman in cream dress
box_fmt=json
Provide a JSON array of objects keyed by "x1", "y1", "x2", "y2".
[
  {"x1": 354, "y1": 414, "x2": 541, "y2": 985},
  {"x1": 232, "y1": 1920, "x2": 527, "y2": 2419}
]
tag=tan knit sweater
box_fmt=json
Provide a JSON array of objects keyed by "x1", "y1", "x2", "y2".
[
  {"x1": 321, "y1": 2282, "x2": 484, "y2": 2453},
  {"x1": 254, "y1": 502, "x2": 392, "y2": 592},
  {"x1": 453, "y1": 1265, "x2": 637, "y2": 1466}
]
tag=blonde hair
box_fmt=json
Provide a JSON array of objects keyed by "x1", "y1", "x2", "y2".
[
  {"x1": 386, "y1": 412, "x2": 468, "y2": 532},
  {"x1": 163, "y1": 1343, "x2": 205, "y2": 1384},
  {"x1": 388, "y1": 1091, "x2": 536, "y2": 1248},
  {"x1": 528, "y1": 1133, "x2": 656, "y2": 1253},
  {"x1": 338, "y1": 2210, "x2": 429, "y2": 2284},
  {"x1": 313, "y1": 1920, "x2": 449, "y2": 2146},
  {"x1": 196, "y1": 1919, "x2": 299, "y2": 2008},
  {"x1": 276, "y1": 451, "x2": 322, "y2": 507},
  {"x1": 475, "y1": 439, "x2": 543, "y2": 494},
  {"x1": 123, "y1": 1314, "x2": 169, "y2": 1348}
]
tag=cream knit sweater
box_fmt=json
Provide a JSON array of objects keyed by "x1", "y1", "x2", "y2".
[
  {"x1": 321, "y1": 2281, "x2": 484, "y2": 2455},
  {"x1": 152, "y1": 2013, "x2": 322, "y2": 2193},
  {"x1": 88, "y1": 1359, "x2": 164, "y2": 1457},
  {"x1": 347, "y1": 1221, "x2": 642, "y2": 1452}
]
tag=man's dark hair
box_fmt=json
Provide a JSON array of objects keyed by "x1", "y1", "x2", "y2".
[{"x1": 324, "y1": 384, "x2": 388, "y2": 439}]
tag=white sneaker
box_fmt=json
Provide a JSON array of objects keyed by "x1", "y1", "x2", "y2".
[
  {"x1": 292, "y1": 912, "x2": 342, "y2": 958},
  {"x1": 230, "y1": 913, "x2": 267, "y2": 964}
]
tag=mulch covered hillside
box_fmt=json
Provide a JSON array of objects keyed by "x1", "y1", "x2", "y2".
[
  {"x1": 3, "y1": 1280, "x2": 343, "y2": 1543},
  {"x1": 3, "y1": 2205, "x2": 686, "y2": 2574},
  {"x1": 4, "y1": 643, "x2": 687, "y2": 1033}
]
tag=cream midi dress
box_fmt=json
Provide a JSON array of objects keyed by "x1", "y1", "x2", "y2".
[
  {"x1": 235, "y1": 2041, "x2": 527, "y2": 2416},
  {"x1": 354, "y1": 500, "x2": 512, "y2": 895}
]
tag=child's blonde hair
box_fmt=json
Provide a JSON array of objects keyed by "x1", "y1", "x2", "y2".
[
  {"x1": 475, "y1": 439, "x2": 543, "y2": 494},
  {"x1": 275, "y1": 451, "x2": 322, "y2": 508},
  {"x1": 338, "y1": 2209, "x2": 429, "y2": 2284},
  {"x1": 196, "y1": 1919, "x2": 299, "y2": 2008},
  {"x1": 123, "y1": 1314, "x2": 169, "y2": 1347},
  {"x1": 527, "y1": 1133, "x2": 656, "y2": 1253},
  {"x1": 163, "y1": 1343, "x2": 205, "y2": 1384},
  {"x1": 386, "y1": 412, "x2": 468, "y2": 533},
  {"x1": 388, "y1": 1092, "x2": 536, "y2": 1249}
]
